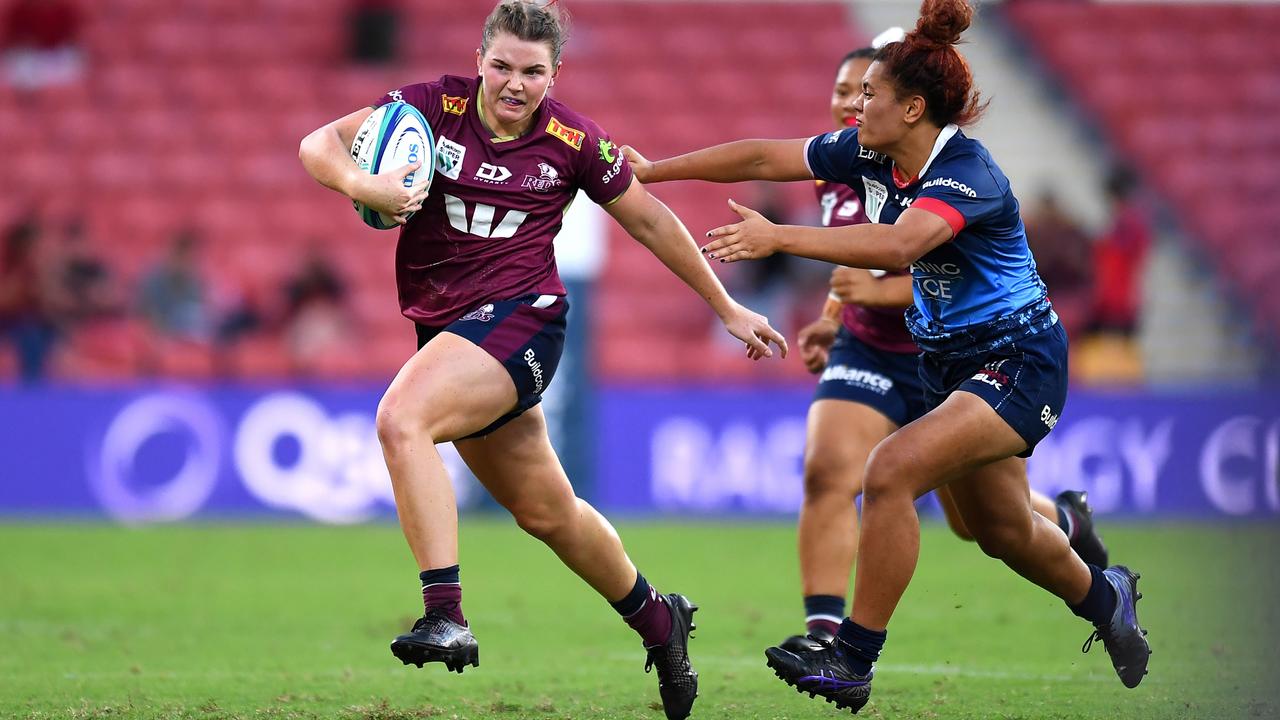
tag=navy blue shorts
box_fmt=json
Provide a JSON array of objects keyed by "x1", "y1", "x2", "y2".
[
  {"x1": 416, "y1": 293, "x2": 568, "y2": 438},
  {"x1": 813, "y1": 327, "x2": 926, "y2": 427},
  {"x1": 919, "y1": 322, "x2": 1068, "y2": 457}
]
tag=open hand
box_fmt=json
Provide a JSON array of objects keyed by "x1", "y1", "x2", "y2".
[
  {"x1": 719, "y1": 301, "x2": 789, "y2": 361},
  {"x1": 701, "y1": 199, "x2": 781, "y2": 263}
]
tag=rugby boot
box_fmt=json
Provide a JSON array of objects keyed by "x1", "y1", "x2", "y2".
[
  {"x1": 1056, "y1": 490, "x2": 1110, "y2": 568},
  {"x1": 644, "y1": 593, "x2": 699, "y2": 720},
  {"x1": 1081, "y1": 565, "x2": 1151, "y2": 688},
  {"x1": 765, "y1": 638, "x2": 872, "y2": 714},
  {"x1": 390, "y1": 608, "x2": 479, "y2": 673},
  {"x1": 780, "y1": 625, "x2": 837, "y2": 654}
]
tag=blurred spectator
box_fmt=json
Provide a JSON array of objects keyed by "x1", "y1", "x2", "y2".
[
  {"x1": 0, "y1": 219, "x2": 58, "y2": 382},
  {"x1": 1024, "y1": 190, "x2": 1092, "y2": 340},
  {"x1": 347, "y1": 0, "x2": 401, "y2": 65},
  {"x1": 47, "y1": 217, "x2": 122, "y2": 324},
  {"x1": 1, "y1": 0, "x2": 84, "y2": 91},
  {"x1": 282, "y1": 247, "x2": 351, "y2": 371},
  {"x1": 1090, "y1": 165, "x2": 1152, "y2": 337},
  {"x1": 138, "y1": 229, "x2": 211, "y2": 341}
]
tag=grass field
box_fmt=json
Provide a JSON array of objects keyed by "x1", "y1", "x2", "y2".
[{"x1": 3, "y1": 520, "x2": 1277, "y2": 719}]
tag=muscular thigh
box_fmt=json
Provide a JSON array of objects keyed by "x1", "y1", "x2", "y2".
[
  {"x1": 453, "y1": 405, "x2": 575, "y2": 513},
  {"x1": 941, "y1": 456, "x2": 1033, "y2": 536},
  {"x1": 381, "y1": 331, "x2": 518, "y2": 443},
  {"x1": 872, "y1": 389, "x2": 1030, "y2": 498}
]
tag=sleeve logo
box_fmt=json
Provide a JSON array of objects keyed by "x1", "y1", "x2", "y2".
[
  {"x1": 546, "y1": 117, "x2": 585, "y2": 150},
  {"x1": 442, "y1": 95, "x2": 469, "y2": 115}
]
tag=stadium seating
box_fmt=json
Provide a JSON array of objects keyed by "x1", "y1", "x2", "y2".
[
  {"x1": 1005, "y1": 2, "x2": 1280, "y2": 342},
  {"x1": 0, "y1": 1, "x2": 857, "y2": 382}
]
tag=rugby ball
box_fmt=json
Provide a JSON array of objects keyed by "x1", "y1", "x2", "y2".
[{"x1": 349, "y1": 101, "x2": 436, "y2": 230}]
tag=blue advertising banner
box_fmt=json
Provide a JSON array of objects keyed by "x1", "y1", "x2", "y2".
[
  {"x1": 1, "y1": 385, "x2": 1276, "y2": 520},
  {"x1": 596, "y1": 386, "x2": 1280, "y2": 518}
]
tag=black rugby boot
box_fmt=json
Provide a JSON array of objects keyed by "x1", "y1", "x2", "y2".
[
  {"x1": 390, "y1": 609, "x2": 479, "y2": 673},
  {"x1": 765, "y1": 638, "x2": 873, "y2": 714},
  {"x1": 1082, "y1": 565, "x2": 1151, "y2": 688},
  {"x1": 644, "y1": 593, "x2": 699, "y2": 720}
]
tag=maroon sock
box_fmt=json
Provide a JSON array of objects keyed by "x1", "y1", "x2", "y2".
[
  {"x1": 420, "y1": 566, "x2": 465, "y2": 626},
  {"x1": 610, "y1": 573, "x2": 672, "y2": 648},
  {"x1": 807, "y1": 617, "x2": 841, "y2": 638}
]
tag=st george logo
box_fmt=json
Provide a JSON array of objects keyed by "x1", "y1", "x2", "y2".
[{"x1": 443, "y1": 194, "x2": 528, "y2": 238}]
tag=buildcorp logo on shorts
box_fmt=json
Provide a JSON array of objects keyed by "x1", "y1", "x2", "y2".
[{"x1": 90, "y1": 391, "x2": 472, "y2": 523}]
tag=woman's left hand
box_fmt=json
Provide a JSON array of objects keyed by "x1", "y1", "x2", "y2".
[
  {"x1": 701, "y1": 199, "x2": 781, "y2": 263},
  {"x1": 718, "y1": 300, "x2": 789, "y2": 361}
]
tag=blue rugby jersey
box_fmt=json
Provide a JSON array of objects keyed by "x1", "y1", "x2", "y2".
[{"x1": 805, "y1": 125, "x2": 1057, "y2": 358}]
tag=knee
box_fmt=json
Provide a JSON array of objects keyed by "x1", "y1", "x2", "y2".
[
  {"x1": 970, "y1": 519, "x2": 1032, "y2": 560},
  {"x1": 375, "y1": 390, "x2": 433, "y2": 452},
  {"x1": 511, "y1": 496, "x2": 577, "y2": 543},
  {"x1": 802, "y1": 454, "x2": 861, "y2": 505},
  {"x1": 861, "y1": 444, "x2": 912, "y2": 503}
]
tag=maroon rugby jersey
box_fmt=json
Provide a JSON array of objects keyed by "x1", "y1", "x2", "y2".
[
  {"x1": 815, "y1": 180, "x2": 917, "y2": 353},
  {"x1": 374, "y1": 75, "x2": 634, "y2": 326}
]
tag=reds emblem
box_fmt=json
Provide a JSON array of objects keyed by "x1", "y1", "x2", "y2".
[
  {"x1": 522, "y1": 162, "x2": 563, "y2": 192},
  {"x1": 460, "y1": 304, "x2": 496, "y2": 323},
  {"x1": 546, "y1": 117, "x2": 585, "y2": 150}
]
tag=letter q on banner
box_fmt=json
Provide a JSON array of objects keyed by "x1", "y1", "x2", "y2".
[{"x1": 91, "y1": 392, "x2": 223, "y2": 523}]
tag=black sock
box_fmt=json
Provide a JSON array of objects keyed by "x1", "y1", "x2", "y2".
[
  {"x1": 835, "y1": 618, "x2": 885, "y2": 677},
  {"x1": 803, "y1": 594, "x2": 845, "y2": 637},
  {"x1": 1068, "y1": 564, "x2": 1117, "y2": 625}
]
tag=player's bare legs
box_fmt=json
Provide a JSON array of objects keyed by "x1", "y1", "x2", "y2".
[
  {"x1": 457, "y1": 405, "x2": 699, "y2": 719},
  {"x1": 850, "y1": 391, "x2": 1091, "y2": 632},
  {"x1": 936, "y1": 478, "x2": 1075, "y2": 547},
  {"x1": 376, "y1": 331, "x2": 517, "y2": 572},
  {"x1": 455, "y1": 405, "x2": 635, "y2": 599}
]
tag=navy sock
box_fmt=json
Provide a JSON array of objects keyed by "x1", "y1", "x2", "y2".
[
  {"x1": 803, "y1": 594, "x2": 845, "y2": 637},
  {"x1": 835, "y1": 618, "x2": 885, "y2": 677},
  {"x1": 610, "y1": 572, "x2": 672, "y2": 648},
  {"x1": 420, "y1": 565, "x2": 465, "y2": 626},
  {"x1": 1068, "y1": 564, "x2": 1117, "y2": 625}
]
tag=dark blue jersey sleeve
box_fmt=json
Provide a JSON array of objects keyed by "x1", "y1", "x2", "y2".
[
  {"x1": 913, "y1": 153, "x2": 1006, "y2": 236},
  {"x1": 805, "y1": 128, "x2": 879, "y2": 185}
]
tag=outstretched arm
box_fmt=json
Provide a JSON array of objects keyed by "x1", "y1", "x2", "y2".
[
  {"x1": 623, "y1": 139, "x2": 813, "y2": 184},
  {"x1": 701, "y1": 200, "x2": 954, "y2": 272},
  {"x1": 604, "y1": 181, "x2": 788, "y2": 360}
]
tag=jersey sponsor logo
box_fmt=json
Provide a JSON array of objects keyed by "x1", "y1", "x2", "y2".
[
  {"x1": 387, "y1": 89, "x2": 403, "y2": 102},
  {"x1": 522, "y1": 162, "x2": 563, "y2": 192},
  {"x1": 443, "y1": 194, "x2": 529, "y2": 238},
  {"x1": 858, "y1": 145, "x2": 888, "y2": 163},
  {"x1": 1041, "y1": 405, "x2": 1060, "y2": 429},
  {"x1": 896, "y1": 194, "x2": 914, "y2": 208},
  {"x1": 460, "y1": 303, "x2": 496, "y2": 323},
  {"x1": 436, "y1": 137, "x2": 465, "y2": 180},
  {"x1": 911, "y1": 259, "x2": 962, "y2": 303},
  {"x1": 475, "y1": 162, "x2": 512, "y2": 184},
  {"x1": 546, "y1": 117, "x2": 585, "y2": 150},
  {"x1": 819, "y1": 364, "x2": 893, "y2": 394},
  {"x1": 524, "y1": 348, "x2": 546, "y2": 394},
  {"x1": 922, "y1": 176, "x2": 977, "y2": 198},
  {"x1": 862, "y1": 177, "x2": 888, "y2": 223},
  {"x1": 822, "y1": 129, "x2": 844, "y2": 144},
  {"x1": 441, "y1": 94, "x2": 469, "y2": 116},
  {"x1": 837, "y1": 199, "x2": 861, "y2": 218},
  {"x1": 598, "y1": 139, "x2": 625, "y2": 184},
  {"x1": 820, "y1": 191, "x2": 838, "y2": 226}
]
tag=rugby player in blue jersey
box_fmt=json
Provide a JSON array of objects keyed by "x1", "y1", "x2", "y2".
[
  {"x1": 626, "y1": 0, "x2": 1149, "y2": 711},
  {"x1": 300, "y1": 3, "x2": 785, "y2": 717},
  {"x1": 780, "y1": 37, "x2": 1108, "y2": 657}
]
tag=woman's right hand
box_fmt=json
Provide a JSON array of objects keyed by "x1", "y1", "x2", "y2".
[
  {"x1": 351, "y1": 162, "x2": 428, "y2": 225},
  {"x1": 621, "y1": 145, "x2": 654, "y2": 184},
  {"x1": 797, "y1": 316, "x2": 839, "y2": 374}
]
